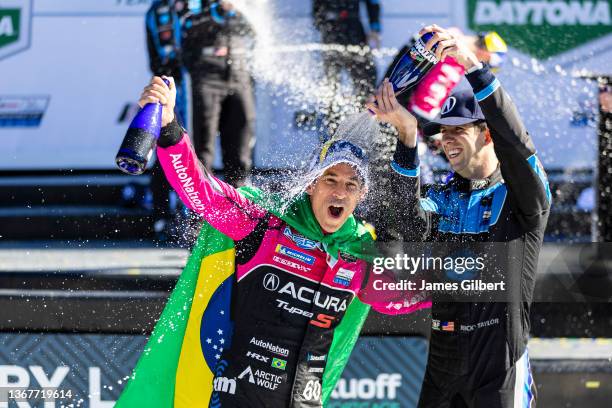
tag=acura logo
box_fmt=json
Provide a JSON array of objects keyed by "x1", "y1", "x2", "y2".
[
  {"x1": 263, "y1": 273, "x2": 280, "y2": 291},
  {"x1": 441, "y1": 96, "x2": 456, "y2": 115}
]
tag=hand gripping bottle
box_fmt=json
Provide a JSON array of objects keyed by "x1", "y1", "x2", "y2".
[
  {"x1": 409, "y1": 56, "x2": 465, "y2": 120},
  {"x1": 387, "y1": 32, "x2": 440, "y2": 96},
  {"x1": 115, "y1": 79, "x2": 170, "y2": 175}
]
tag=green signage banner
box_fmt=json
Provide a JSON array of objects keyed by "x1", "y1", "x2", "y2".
[
  {"x1": 467, "y1": 0, "x2": 612, "y2": 59},
  {"x1": 0, "y1": 9, "x2": 20, "y2": 49}
]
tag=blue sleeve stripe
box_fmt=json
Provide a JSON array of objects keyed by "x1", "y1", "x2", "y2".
[
  {"x1": 391, "y1": 161, "x2": 420, "y2": 177},
  {"x1": 527, "y1": 154, "x2": 552, "y2": 203},
  {"x1": 475, "y1": 78, "x2": 500, "y2": 101},
  {"x1": 370, "y1": 22, "x2": 381, "y2": 31}
]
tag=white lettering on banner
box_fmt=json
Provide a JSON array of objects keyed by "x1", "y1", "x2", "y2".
[
  {"x1": 0, "y1": 16, "x2": 14, "y2": 36},
  {"x1": 170, "y1": 153, "x2": 205, "y2": 211},
  {"x1": 475, "y1": 1, "x2": 610, "y2": 26},
  {"x1": 331, "y1": 374, "x2": 402, "y2": 400},
  {"x1": 89, "y1": 367, "x2": 114, "y2": 408}
]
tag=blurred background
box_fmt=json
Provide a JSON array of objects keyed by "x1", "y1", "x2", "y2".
[{"x1": 0, "y1": 0, "x2": 611, "y2": 406}]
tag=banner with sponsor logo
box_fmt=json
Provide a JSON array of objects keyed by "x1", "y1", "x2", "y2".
[
  {"x1": 0, "y1": 334, "x2": 426, "y2": 408},
  {"x1": 468, "y1": 0, "x2": 612, "y2": 59},
  {"x1": 1, "y1": 0, "x2": 608, "y2": 170}
]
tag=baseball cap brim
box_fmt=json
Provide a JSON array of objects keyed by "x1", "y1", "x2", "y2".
[
  {"x1": 423, "y1": 116, "x2": 481, "y2": 136},
  {"x1": 315, "y1": 158, "x2": 368, "y2": 186}
]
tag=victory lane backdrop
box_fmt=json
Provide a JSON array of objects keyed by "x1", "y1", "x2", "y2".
[
  {"x1": 0, "y1": 0, "x2": 609, "y2": 170},
  {"x1": 0, "y1": 334, "x2": 427, "y2": 408}
]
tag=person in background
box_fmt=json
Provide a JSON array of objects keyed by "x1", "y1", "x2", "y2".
[
  {"x1": 313, "y1": 0, "x2": 382, "y2": 135},
  {"x1": 182, "y1": 0, "x2": 255, "y2": 187},
  {"x1": 145, "y1": 0, "x2": 190, "y2": 241}
]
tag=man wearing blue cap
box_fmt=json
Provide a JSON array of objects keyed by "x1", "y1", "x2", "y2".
[{"x1": 370, "y1": 25, "x2": 551, "y2": 407}]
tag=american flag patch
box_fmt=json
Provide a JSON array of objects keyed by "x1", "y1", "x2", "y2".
[{"x1": 441, "y1": 321, "x2": 455, "y2": 332}]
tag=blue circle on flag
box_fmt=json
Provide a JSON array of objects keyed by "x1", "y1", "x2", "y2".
[{"x1": 200, "y1": 276, "x2": 234, "y2": 370}]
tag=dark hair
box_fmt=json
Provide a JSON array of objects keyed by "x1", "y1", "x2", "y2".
[{"x1": 474, "y1": 120, "x2": 488, "y2": 133}]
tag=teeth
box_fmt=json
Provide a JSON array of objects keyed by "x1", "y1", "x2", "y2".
[{"x1": 448, "y1": 149, "x2": 461, "y2": 158}]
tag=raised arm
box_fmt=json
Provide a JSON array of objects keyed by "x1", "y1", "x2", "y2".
[
  {"x1": 140, "y1": 77, "x2": 266, "y2": 240},
  {"x1": 466, "y1": 67, "x2": 551, "y2": 230},
  {"x1": 418, "y1": 23, "x2": 551, "y2": 231},
  {"x1": 366, "y1": 79, "x2": 435, "y2": 241}
]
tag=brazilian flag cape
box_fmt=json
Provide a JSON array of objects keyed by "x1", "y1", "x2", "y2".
[{"x1": 116, "y1": 187, "x2": 376, "y2": 407}]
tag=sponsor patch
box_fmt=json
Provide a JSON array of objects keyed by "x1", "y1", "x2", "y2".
[
  {"x1": 0, "y1": 96, "x2": 50, "y2": 127},
  {"x1": 432, "y1": 319, "x2": 440, "y2": 331},
  {"x1": 275, "y1": 244, "x2": 315, "y2": 265},
  {"x1": 238, "y1": 365, "x2": 283, "y2": 391},
  {"x1": 246, "y1": 351, "x2": 269, "y2": 363},
  {"x1": 307, "y1": 353, "x2": 326, "y2": 362},
  {"x1": 250, "y1": 337, "x2": 289, "y2": 357},
  {"x1": 283, "y1": 226, "x2": 320, "y2": 250},
  {"x1": 271, "y1": 357, "x2": 287, "y2": 370},
  {"x1": 272, "y1": 255, "x2": 310, "y2": 272},
  {"x1": 441, "y1": 321, "x2": 455, "y2": 332},
  {"x1": 213, "y1": 376, "x2": 236, "y2": 394},
  {"x1": 333, "y1": 268, "x2": 355, "y2": 287}
]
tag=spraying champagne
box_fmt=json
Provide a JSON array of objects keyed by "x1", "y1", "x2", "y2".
[{"x1": 115, "y1": 78, "x2": 170, "y2": 175}]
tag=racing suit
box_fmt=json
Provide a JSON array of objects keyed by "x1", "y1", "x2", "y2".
[
  {"x1": 155, "y1": 119, "x2": 427, "y2": 407},
  {"x1": 182, "y1": 0, "x2": 255, "y2": 186},
  {"x1": 390, "y1": 67, "x2": 551, "y2": 407},
  {"x1": 313, "y1": 0, "x2": 380, "y2": 132}
]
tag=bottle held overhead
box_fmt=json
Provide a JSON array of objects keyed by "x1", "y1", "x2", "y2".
[
  {"x1": 115, "y1": 78, "x2": 170, "y2": 175},
  {"x1": 388, "y1": 31, "x2": 440, "y2": 96}
]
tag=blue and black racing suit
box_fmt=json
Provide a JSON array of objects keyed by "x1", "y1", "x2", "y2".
[{"x1": 391, "y1": 67, "x2": 551, "y2": 408}]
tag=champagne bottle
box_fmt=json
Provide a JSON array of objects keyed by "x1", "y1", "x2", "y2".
[
  {"x1": 388, "y1": 32, "x2": 440, "y2": 96},
  {"x1": 115, "y1": 79, "x2": 169, "y2": 175}
]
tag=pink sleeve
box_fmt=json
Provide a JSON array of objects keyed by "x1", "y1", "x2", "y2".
[
  {"x1": 358, "y1": 270, "x2": 431, "y2": 315},
  {"x1": 156, "y1": 133, "x2": 266, "y2": 241}
]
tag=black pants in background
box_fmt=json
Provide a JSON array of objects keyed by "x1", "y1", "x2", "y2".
[{"x1": 190, "y1": 76, "x2": 255, "y2": 187}]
